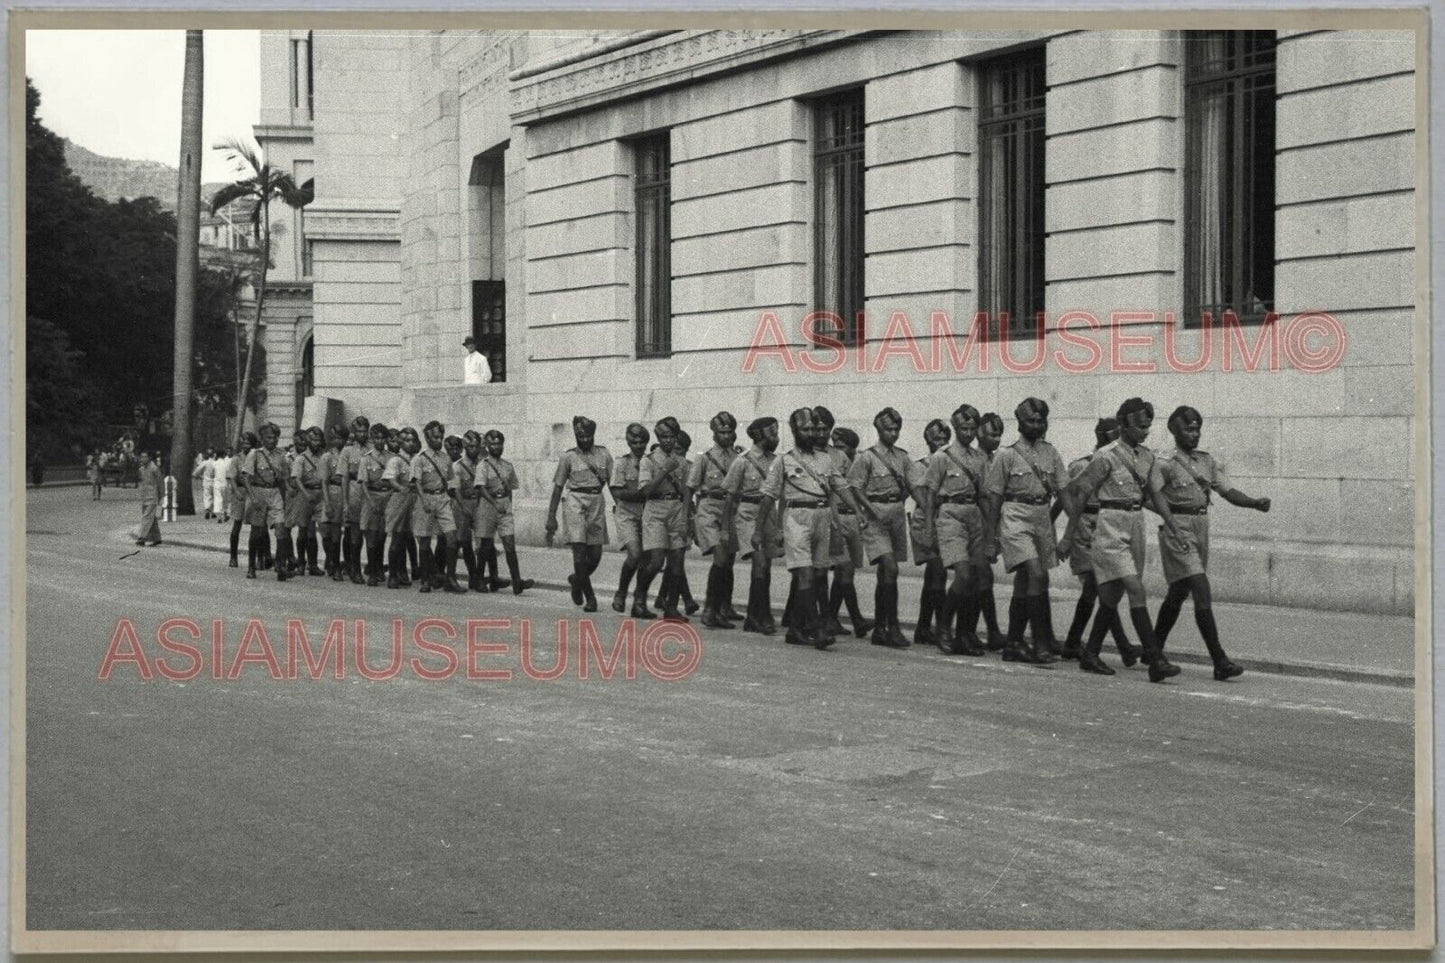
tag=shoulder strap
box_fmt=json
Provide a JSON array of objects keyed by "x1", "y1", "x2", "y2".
[
  {"x1": 1171, "y1": 451, "x2": 1214, "y2": 502},
  {"x1": 1011, "y1": 444, "x2": 1057, "y2": 497},
  {"x1": 1114, "y1": 446, "x2": 1152, "y2": 494},
  {"x1": 785, "y1": 451, "x2": 832, "y2": 500},
  {"x1": 703, "y1": 449, "x2": 728, "y2": 483},
  {"x1": 871, "y1": 447, "x2": 911, "y2": 498},
  {"x1": 422, "y1": 450, "x2": 447, "y2": 482},
  {"x1": 574, "y1": 450, "x2": 610, "y2": 490},
  {"x1": 942, "y1": 446, "x2": 983, "y2": 495}
]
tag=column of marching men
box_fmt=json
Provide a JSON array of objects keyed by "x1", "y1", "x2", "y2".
[{"x1": 228, "y1": 398, "x2": 1270, "y2": 683}]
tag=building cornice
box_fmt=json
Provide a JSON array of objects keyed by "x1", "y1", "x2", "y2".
[
  {"x1": 509, "y1": 29, "x2": 869, "y2": 125},
  {"x1": 253, "y1": 123, "x2": 315, "y2": 144},
  {"x1": 305, "y1": 202, "x2": 400, "y2": 242}
]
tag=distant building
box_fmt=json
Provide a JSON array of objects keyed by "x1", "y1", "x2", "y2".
[{"x1": 257, "y1": 28, "x2": 1418, "y2": 613}]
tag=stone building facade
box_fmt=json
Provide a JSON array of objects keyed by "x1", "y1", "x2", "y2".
[{"x1": 261, "y1": 28, "x2": 1419, "y2": 614}]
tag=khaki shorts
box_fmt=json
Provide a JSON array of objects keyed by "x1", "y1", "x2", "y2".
[
  {"x1": 642, "y1": 498, "x2": 688, "y2": 552},
  {"x1": 344, "y1": 479, "x2": 365, "y2": 526},
  {"x1": 831, "y1": 511, "x2": 865, "y2": 568},
  {"x1": 908, "y1": 509, "x2": 939, "y2": 565},
  {"x1": 360, "y1": 489, "x2": 390, "y2": 534},
  {"x1": 1090, "y1": 507, "x2": 1147, "y2": 584},
  {"x1": 452, "y1": 497, "x2": 476, "y2": 544},
  {"x1": 385, "y1": 491, "x2": 414, "y2": 535},
  {"x1": 285, "y1": 487, "x2": 320, "y2": 529},
  {"x1": 863, "y1": 501, "x2": 908, "y2": 564},
  {"x1": 782, "y1": 506, "x2": 832, "y2": 572},
  {"x1": 693, "y1": 496, "x2": 729, "y2": 555},
  {"x1": 998, "y1": 500, "x2": 1058, "y2": 573},
  {"x1": 562, "y1": 490, "x2": 608, "y2": 546},
  {"x1": 246, "y1": 487, "x2": 284, "y2": 529},
  {"x1": 317, "y1": 483, "x2": 345, "y2": 528},
  {"x1": 1069, "y1": 512, "x2": 1099, "y2": 576},
  {"x1": 475, "y1": 496, "x2": 515, "y2": 539},
  {"x1": 614, "y1": 507, "x2": 643, "y2": 553},
  {"x1": 734, "y1": 500, "x2": 782, "y2": 561},
  {"x1": 412, "y1": 491, "x2": 457, "y2": 537},
  {"x1": 1159, "y1": 512, "x2": 1209, "y2": 584},
  {"x1": 935, "y1": 501, "x2": 986, "y2": 569}
]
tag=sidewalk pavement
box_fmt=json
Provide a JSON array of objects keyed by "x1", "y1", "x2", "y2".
[{"x1": 131, "y1": 514, "x2": 1415, "y2": 688}]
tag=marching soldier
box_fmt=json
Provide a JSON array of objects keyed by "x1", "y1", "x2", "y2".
[
  {"x1": 754, "y1": 407, "x2": 868, "y2": 649},
  {"x1": 319, "y1": 425, "x2": 349, "y2": 581},
  {"x1": 827, "y1": 425, "x2": 875, "y2": 639},
  {"x1": 667, "y1": 430, "x2": 703, "y2": 616},
  {"x1": 337, "y1": 416, "x2": 371, "y2": 585},
  {"x1": 411, "y1": 421, "x2": 466, "y2": 594},
  {"x1": 809, "y1": 406, "x2": 863, "y2": 638},
  {"x1": 1151, "y1": 406, "x2": 1269, "y2": 680},
  {"x1": 1056, "y1": 418, "x2": 1138, "y2": 663},
  {"x1": 848, "y1": 408, "x2": 912, "y2": 648},
  {"x1": 921, "y1": 404, "x2": 992, "y2": 656},
  {"x1": 285, "y1": 426, "x2": 326, "y2": 576},
  {"x1": 982, "y1": 398, "x2": 1074, "y2": 665},
  {"x1": 725, "y1": 416, "x2": 783, "y2": 634},
  {"x1": 241, "y1": 423, "x2": 292, "y2": 581},
  {"x1": 689, "y1": 412, "x2": 741, "y2": 630},
  {"x1": 971, "y1": 412, "x2": 1007, "y2": 649},
  {"x1": 387, "y1": 428, "x2": 419, "y2": 584},
  {"x1": 1062, "y1": 397, "x2": 1187, "y2": 681},
  {"x1": 545, "y1": 416, "x2": 613, "y2": 613},
  {"x1": 227, "y1": 431, "x2": 257, "y2": 568},
  {"x1": 608, "y1": 423, "x2": 650, "y2": 613},
  {"x1": 383, "y1": 427, "x2": 421, "y2": 590},
  {"x1": 358, "y1": 423, "x2": 393, "y2": 587},
  {"x1": 909, "y1": 418, "x2": 951, "y2": 646},
  {"x1": 447, "y1": 433, "x2": 482, "y2": 590},
  {"x1": 635, "y1": 417, "x2": 691, "y2": 622},
  {"x1": 475, "y1": 429, "x2": 534, "y2": 595}
]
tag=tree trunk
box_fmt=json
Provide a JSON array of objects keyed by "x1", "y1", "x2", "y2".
[
  {"x1": 234, "y1": 196, "x2": 270, "y2": 453},
  {"x1": 170, "y1": 29, "x2": 203, "y2": 514}
]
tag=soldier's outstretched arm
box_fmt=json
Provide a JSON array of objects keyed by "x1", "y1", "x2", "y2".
[{"x1": 1221, "y1": 487, "x2": 1270, "y2": 511}]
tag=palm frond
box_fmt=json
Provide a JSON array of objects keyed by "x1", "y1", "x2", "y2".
[
  {"x1": 269, "y1": 173, "x2": 311, "y2": 209},
  {"x1": 211, "y1": 135, "x2": 265, "y2": 178},
  {"x1": 208, "y1": 180, "x2": 256, "y2": 215}
]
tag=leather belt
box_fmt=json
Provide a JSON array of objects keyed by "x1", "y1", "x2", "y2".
[
  {"x1": 367, "y1": 483, "x2": 391, "y2": 492},
  {"x1": 1082, "y1": 506, "x2": 1100, "y2": 515},
  {"x1": 302, "y1": 483, "x2": 322, "y2": 490},
  {"x1": 836, "y1": 506, "x2": 856, "y2": 516},
  {"x1": 570, "y1": 486, "x2": 602, "y2": 495},
  {"x1": 649, "y1": 493, "x2": 682, "y2": 501},
  {"x1": 1004, "y1": 494, "x2": 1050, "y2": 506},
  {"x1": 786, "y1": 498, "x2": 828, "y2": 509},
  {"x1": 1099, "y1": 499, "x2": 1142, "y2": 512},
  {"x1": 942, "y1": 493, "x2": 977, "y2": 505},
  {"x1": 867, "y1": 492, "x2": 904, "y2": 503},
  {"x1": 737, "y1": 493, "x2": 764, "y2": 504},
  {"x1": 1169, "y1": 504, "x2": 1208, "y2": 516},
  {"x1": 699, "y1": 491, "x2": 728, "y2": 500},
  {"x1": 422, "y1": 488, "x2": 447, "y2": 495},
  {"x1": 328, "y1": 477, "x2": 344, "y2": 485}
]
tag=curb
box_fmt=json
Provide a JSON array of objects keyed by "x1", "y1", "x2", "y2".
[{"x1": 138, "y1": 529, "x2": 1413, "y2": 690}]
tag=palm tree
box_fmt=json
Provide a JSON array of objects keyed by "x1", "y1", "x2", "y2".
[
  {"x1": 209, "y1": 136, "x2": 311, "y2": 451},
  {"x1": 170, "y1": 29, "x2": 203, "y2": 514}
]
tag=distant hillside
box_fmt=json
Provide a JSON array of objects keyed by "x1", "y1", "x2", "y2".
[{"x1": 63, "y1": 138, "x2": 227, "y2": 211}]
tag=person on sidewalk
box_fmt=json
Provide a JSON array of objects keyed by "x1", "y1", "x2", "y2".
[
  {"x1": 338, "y1": 416, "x2": 372, "y2": 585},
  {"x1": 411, "y1": 421, "x2": 466, "y2": 595},
  {"x1": 134, "y1": 450, "x2": 163, "y2": 546},
  {"x1": 213, "y1": 448, "x2": 231, "y2": 523},
  {"x1": 87, "y1": 450, "x2": 103, "y2": 501},
  {"x1": 358, "y1": 423, "x2": 393, "y2": 587},
  {"x1": 609, "y1": 423, "x2": 650, "y2": 613},
  {"x1": 448, "y1": 433, "x2": 482, "y2": 591},
  {"x1": 827, "y1": 425, "x2": 875, "y2": 640},
  {"x1": 1056, "y1": 417, "x2": 1139, "y2": 664},
  {"x1": 1151, "y1": 406, "x2": 1270, "y2": 681},
  {"x1": 475, "y1": 429, "x2": 534, "y2": 595},
  {"x1": 1062, "y1": 397, "x2": 1188, "y2": 682},
  {"x1": 908, "y1": 419, "x2": 950, "y2": 647},
  {"x1": 544, "y1": 416, "x2": 613, "y2": 614},
  {"x1": 227, "y1": 433, "x2": 256, "y2": 568},
  {"x1": 848, "y1": 407, "x2": 913, "y2": 649},
  {"x1": 383, "y1": 428, "x2": 421, "y2": 590},
  {"x1": 241, "y1": 423, "x2": 292, "y2": 581},
  {"x1": 725, "y1": 416, "x2": 782, "y2": 635},
  {"x1": 983, "y1": 398, "x2": 1074, "y2": 666},
  {"x1": 754, "y1": 407, "x2": 867, "y2": 649},
  {"x1": 922, "y1": 404, "x2": 993, "y2": 657},
  {"x1": 201, "y1": 449, "x2": 218, "y2": 520},
  {"x1": 320, "y1": 426, "x2": 349, "y2": 581},
  {"x1": 635, "y1": 418, "x2": 691, "y2": 622},
  {"x1": 689, "y1": 412, "x2": 741, "y2": 631}
]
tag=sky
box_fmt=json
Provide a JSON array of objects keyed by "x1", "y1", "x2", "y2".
[{"x1": 26, "y1": 30, "x2": 261, "y2": 183}]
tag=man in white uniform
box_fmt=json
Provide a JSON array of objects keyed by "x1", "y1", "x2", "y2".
[{"x1": 462, "y1": 336, "x2": 492, "y2": 385}]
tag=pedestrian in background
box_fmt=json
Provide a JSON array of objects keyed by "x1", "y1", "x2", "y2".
[{"x1": 134, "y1": 450, "x2": 163, "y2": 546}]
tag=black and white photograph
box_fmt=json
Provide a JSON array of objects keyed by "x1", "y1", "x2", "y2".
[{"x1": 12, "y1": 7, "x2": 1434, "y2": 954}]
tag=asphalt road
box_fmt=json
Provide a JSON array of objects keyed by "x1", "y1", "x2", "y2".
[{"x1": 24, "y1": 489, "x2": 1416, "y2": 932}]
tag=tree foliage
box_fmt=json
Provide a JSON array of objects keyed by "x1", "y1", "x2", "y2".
[{"x1": 25, "y1": 78, "x2": 249, "y2": 461}]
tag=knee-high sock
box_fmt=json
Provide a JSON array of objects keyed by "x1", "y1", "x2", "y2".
[
  {"x1": 504, "y1": 544, "x2": 524, "y2": 585},
  {"x1": 1154, "y1": 582, "x2": 1189, "y2": 644},
  {"x1": 1108, "y1": 610, "x2": 1132, "y2": 647},
  {"x1": 828, "y1": 578, "x2": 844, "y2": 617},
  {"x1": 1129, "y1": 606, "x2": 1165, "y2": 662},
  {"x1": 1084, "y1": 602, "x2": 1114, "y2": 656},
  {"x1": 1067, "y1": 581, "x2": 1097, "y2": 642},
  {"x1": 1194, "y1": 608, "x2": 1229, "y2": 663},
  {"x1": 980, "y1": 589, "x2": 1000, "y2": 636},
  {"x1": 917, "y1": 586, "x2": 936, "y2": 634},
  {"x1": 1006, "y1": 596, "x2": 1028, "y2": 641},
  {"x1": 230, "y1": 520, "x2": 243, "y2": 561},
  {"x1": 617, "y1": 557, "x2": 638, "y2": 599}
]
